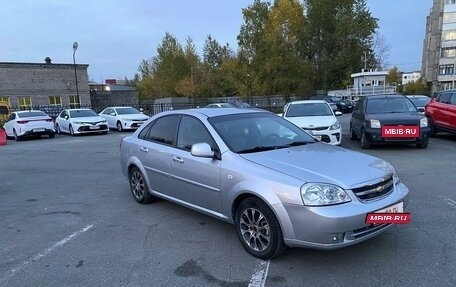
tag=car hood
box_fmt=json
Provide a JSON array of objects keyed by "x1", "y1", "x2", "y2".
[
  {"x1": 284, "y1": 115, "x2": 336, "y2": 129},
  {"x1": 240, "y1": 143, "x2": 393, "y2": 189},
  {"x1": 71, "y1": 116, "x2": 106, "y2": 123},
  {"x1": 367, "y1": 112, "x2": 424, "y2": 125},
  {"x1": 118, "y1": 114, "x2": 149, "y2": 120}
]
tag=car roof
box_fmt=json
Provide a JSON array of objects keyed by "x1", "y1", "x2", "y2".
[
  {"x1": 66, "y1": 108, "x2": 93, "y2": 111},
  {"x1": 109, "y1": 106, "x2": 136, "y2": 109},
  {"x1": 16, "y1": 110, "x2": 45, "y2": 114},
  {"x1": 288, "y1": 100, "x2": 328, "y2": 105},
  {"x1": 364, "y1": 94, "x2": 406, "y2": 100},
  {"x1": 157, "y1": 107, "x2": 269, "y2": 118}
]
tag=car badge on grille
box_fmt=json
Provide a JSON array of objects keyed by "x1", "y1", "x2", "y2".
[{"x1": 375, "y1": 186, "x2": 384, "y2": 193}]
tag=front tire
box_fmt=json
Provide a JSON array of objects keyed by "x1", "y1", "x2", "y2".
[
  {"x1": 235, "y1": 198, "x2": 286, "y2": 259},
  {"x1": 360, "y1": 129, "x2": 371, "y2": 149},
  {"x1": 69, "y1": 125, "x2": 75, "y2": 136},
  {"x1": 350, "y1": 125, "x2": 358, "y2": 140},
  {"x1": 117, "y1": 121, "x2": 123, "y2": 132},
  {"x1": 428, "y1": 118, "x2": 437, "y2": 137},
  {"x1": 129, "y1": 167, "x2": 156, "y2": 204},
  {"x1": 55, "y1": 124, "x2": 61, "y2": 134},
  {"x1": 416, "y1": 139, "x2": 429, "y2": 149}
]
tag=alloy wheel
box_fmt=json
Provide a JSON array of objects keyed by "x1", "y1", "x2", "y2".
[
  {"x1": 130, "y1": 170, "x2": 145, "y2": 200},
  {"x1": 239, "y1": 208, "x2": 271, "y2": 251}
]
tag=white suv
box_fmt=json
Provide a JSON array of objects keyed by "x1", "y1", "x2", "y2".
[{"x1": 282, "y1": 100, "x2": 342, "y2": 145}]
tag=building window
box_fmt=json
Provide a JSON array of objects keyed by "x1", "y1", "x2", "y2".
[
  {"x1": 439, "y1": 64, "x2": 454, "y2": 75},
  {"x1": 442, "y1": 30, "x2": 456, "y2": 41},
  {"x1": 0, "y1": 97, "x2": 9, "y2": 105},
  {"x1": 441, "y1": 46, "x2": 456, "y2": 58},
  {"x1": 444, "y1": 12, "x2": 456, "y2": 23},
  {"x1": 49, "y1": 96, "x2": 62, "y2": 106},
  {"x1": 18, "y1": 97, "x2": 32, "y2": 110},
  {"x1": 446, "y1": 0, "x2": 456, "y2": 4},
  {"x1": 69, "y1": 96, "x2": 80, "y2": 108}
]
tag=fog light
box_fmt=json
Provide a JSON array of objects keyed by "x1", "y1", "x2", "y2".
[{"x1": 331, "y1": 233, "x2": 344, "y2": 243}]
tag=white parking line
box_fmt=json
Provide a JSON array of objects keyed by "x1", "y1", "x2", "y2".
[
  {"x1": 0, "y1": 224, "x2": 94, "y2": 283},
  {"x1": 248, "y1": 260, "x2": 270, "y2": 287},
  {"x1": 440, "y1": 195, "x2": 456, "y2": 207}
]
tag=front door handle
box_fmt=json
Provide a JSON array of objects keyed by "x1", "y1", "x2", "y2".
[
  {"x1": 172, "y1": 156, "x2": 184, "y2": 164},
  {"x1": 140, "y1": 146, "x2": 149, "y2": 153}
]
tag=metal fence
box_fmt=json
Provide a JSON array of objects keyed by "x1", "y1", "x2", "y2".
[{"x1": 8, "y1": 96, "x2": 291, "y2": 119}]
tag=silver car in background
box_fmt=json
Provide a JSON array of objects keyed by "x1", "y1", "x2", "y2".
[{"x1": 120, "y1": 108, "x2": 409, "y2": 259}]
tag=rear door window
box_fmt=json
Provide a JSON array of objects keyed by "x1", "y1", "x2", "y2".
[
  {"x1": 437, "y1": 93, "x2": 452, "y2": 104},
  {"x1": 141, "y1": 115, "x2": 180, "y2": 146}
]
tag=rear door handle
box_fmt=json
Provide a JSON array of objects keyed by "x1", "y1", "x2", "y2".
[
  {"x1": 140, "y1": 146, "x2": 149, "y2": 153},
  {"x1": 172, "y1": 156, "x2": 184, "y2": 164}
]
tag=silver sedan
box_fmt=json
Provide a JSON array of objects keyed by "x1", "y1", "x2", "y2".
[{"x1": 120, "y1": 108, "x2": 409, "y2": 259}]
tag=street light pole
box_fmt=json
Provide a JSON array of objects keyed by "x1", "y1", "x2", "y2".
[{"x1": 72, "y1": 42, "x2": 79, "y2": 98}]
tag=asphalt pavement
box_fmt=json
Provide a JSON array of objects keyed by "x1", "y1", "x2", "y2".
[{"x1": 0, "y1": 115, "x2": 455, "y2": 287}]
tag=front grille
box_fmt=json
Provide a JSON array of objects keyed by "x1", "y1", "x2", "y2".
[
  {"x1": 304, "y1": 126, "x2": 328, "y2": 131},
  {"x1": 320, "y1": 135, "x2": 331, "y2": 143},
  {"x1": 78, "y1": 124, "x2": 108, "y2": 132},
  {"x1": 352, "y1": 176, "x2": 394, "y2": 201}
]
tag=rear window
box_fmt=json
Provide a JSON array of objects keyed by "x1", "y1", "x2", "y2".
[{"x1": 17, "y1": 111, "x2": 47, "y2": 118}]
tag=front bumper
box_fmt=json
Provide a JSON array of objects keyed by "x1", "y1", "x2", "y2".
[
  {"x1": 75, "y1": 124, "x2": 109, "y2": 134},
  {"x1": 309, "y1": 129, "x2": 342, "y2": 145},
  {"x1": 280, "y1": 182, "x2": 409, "y2": 249},
  {"x1": 122, "y1": 120, "x2": 146, "y2": 130},
  {"x1": 365, "y1": 127, "x2": 430, "y2": 145}
]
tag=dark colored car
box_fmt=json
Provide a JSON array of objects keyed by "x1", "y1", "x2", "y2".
[
  {"x1": 338, "y1": 99, "x2": 354, "y2": 113},
  {"x1": 425, "y1": 90, "x2": 456, "y2": 136},
  {"x1": 406, "y1": 95, "x2": 430, "y2": 113},
  {"x1": 350, "y1": 95, "x2": 431, "y2": 149}
]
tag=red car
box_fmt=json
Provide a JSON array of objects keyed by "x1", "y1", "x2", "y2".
[{"x1": 425, "y1": 90, "x2": 456, "y2": 136}]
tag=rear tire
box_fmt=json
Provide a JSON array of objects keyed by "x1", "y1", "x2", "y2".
[
  {"x1": 13, "y1": 129, "x2": 22, "y2": 141},
  {"x1": 360, "y1": 129, "x2": 371, "y2": 149},
  {"x1": 234, "y1": 198, "x2": 286, "y2": 259},
  {"x1": 129, "y1": 166, "x2": 156, "y2": 204}
]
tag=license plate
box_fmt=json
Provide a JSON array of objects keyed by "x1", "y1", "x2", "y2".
[
  {"x1": 33, "y1": 128, "x2": 45, "y2": 132},
  {"x1": 382, "y1": 126, "x2": 419, "y2": 138},
  {"x1": 375, "y1": 202, "x2": 404, "y2": 214},
  {"x1": 89, "y1": 126, "x2": 100, "y2": 130}
]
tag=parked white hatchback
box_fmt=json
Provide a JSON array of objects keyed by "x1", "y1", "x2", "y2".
[
  {"x1": 98, "y1": 106, "x2": 149, "y2": 132},
  {"x1": 55, "y1": 108, "x2": 108, "y2": 136},
  {"x1": 3, "y1": 110, "x2": 55, "y2": 141},
  {"x1": 283, "y1": 100, "x2": 342, "y2": 145}
]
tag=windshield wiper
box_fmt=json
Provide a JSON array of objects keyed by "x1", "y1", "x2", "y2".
[
  {"x1": 285, "y1": 140, "x2": 314, "y2": 147},
  {"x1": 237, "y1": 146, "x2": 279, "y2": 154}
]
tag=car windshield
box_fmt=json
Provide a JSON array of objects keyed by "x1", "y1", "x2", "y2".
[
  {"x1": 366, "y1": 98, "x2": 418, "y2": 114},
  {"x1": 70, "y1": 110, "x2": 97, "y2": 118},
  {"x1": 286, "y1": 103, "x2": 333, "y2": 117},
  {"x1": 408, "y1": 97, "x2": 430, "y2": 107},
  {"x1": 208, "y1": 112, "x2": 316, "y2": 153},
  {"x1": 116, "y1": 107, "x2": 141, "y2": 115},
  {"x1": 17, "y1": 111, "x2": 47, "y2": 118}
]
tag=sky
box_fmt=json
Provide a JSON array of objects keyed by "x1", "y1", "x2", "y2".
[{"x1": 1, "y1": 0, "x2": 433, "y2": 83}]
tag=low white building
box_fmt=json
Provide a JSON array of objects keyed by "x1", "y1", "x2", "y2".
[{"x1": 402, "y1": 71, "x2": 421, "y2": 85}]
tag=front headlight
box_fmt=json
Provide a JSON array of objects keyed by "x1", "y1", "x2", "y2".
[
  {"x1": 420, "y1": 117, "x2": 428, "y2": 128},
  {"x1": 330, "y1": 121, "x2": 341, "y2": 130},
  {"x1": 389, "y1": 164, "x2": 400, "y2": 184},
  {"x1": 301, "y1": 183, "x2": 351, "y2": 206},
  {"x1": 370, "y1": 119, "x2": 381, "y2": 128}
]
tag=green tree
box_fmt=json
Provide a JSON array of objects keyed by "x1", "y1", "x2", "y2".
[
  {"x1": 386, "y1": 66, "x2": 401, "y2": 85},
  {"x1": 303, "y1": 0, "x2": 378, "y2": 90},
  {"x1": 402, "y1": 77, "x2": 429, "y2": 95}
]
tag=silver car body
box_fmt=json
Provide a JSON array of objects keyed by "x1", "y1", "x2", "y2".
[{"x1": 120, "y1": 108, "x2": 409, "y2": 250}]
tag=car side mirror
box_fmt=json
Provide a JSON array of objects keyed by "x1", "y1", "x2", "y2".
[
  {"x1": 191, "y1": 143, "x2": 214, "y2": 158},
  {"x1": 64, "y1": 115, "x2": 69, "y2": 120},
  {"x1": 417, "y1": 107, "x2": 425, "y2": 112},
  {"x1": 110, "y1": 112, "x2": 116, "y2": 116},
  {"x1": 335, "y1": 111, "x2": 342, "y2": 116}
]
